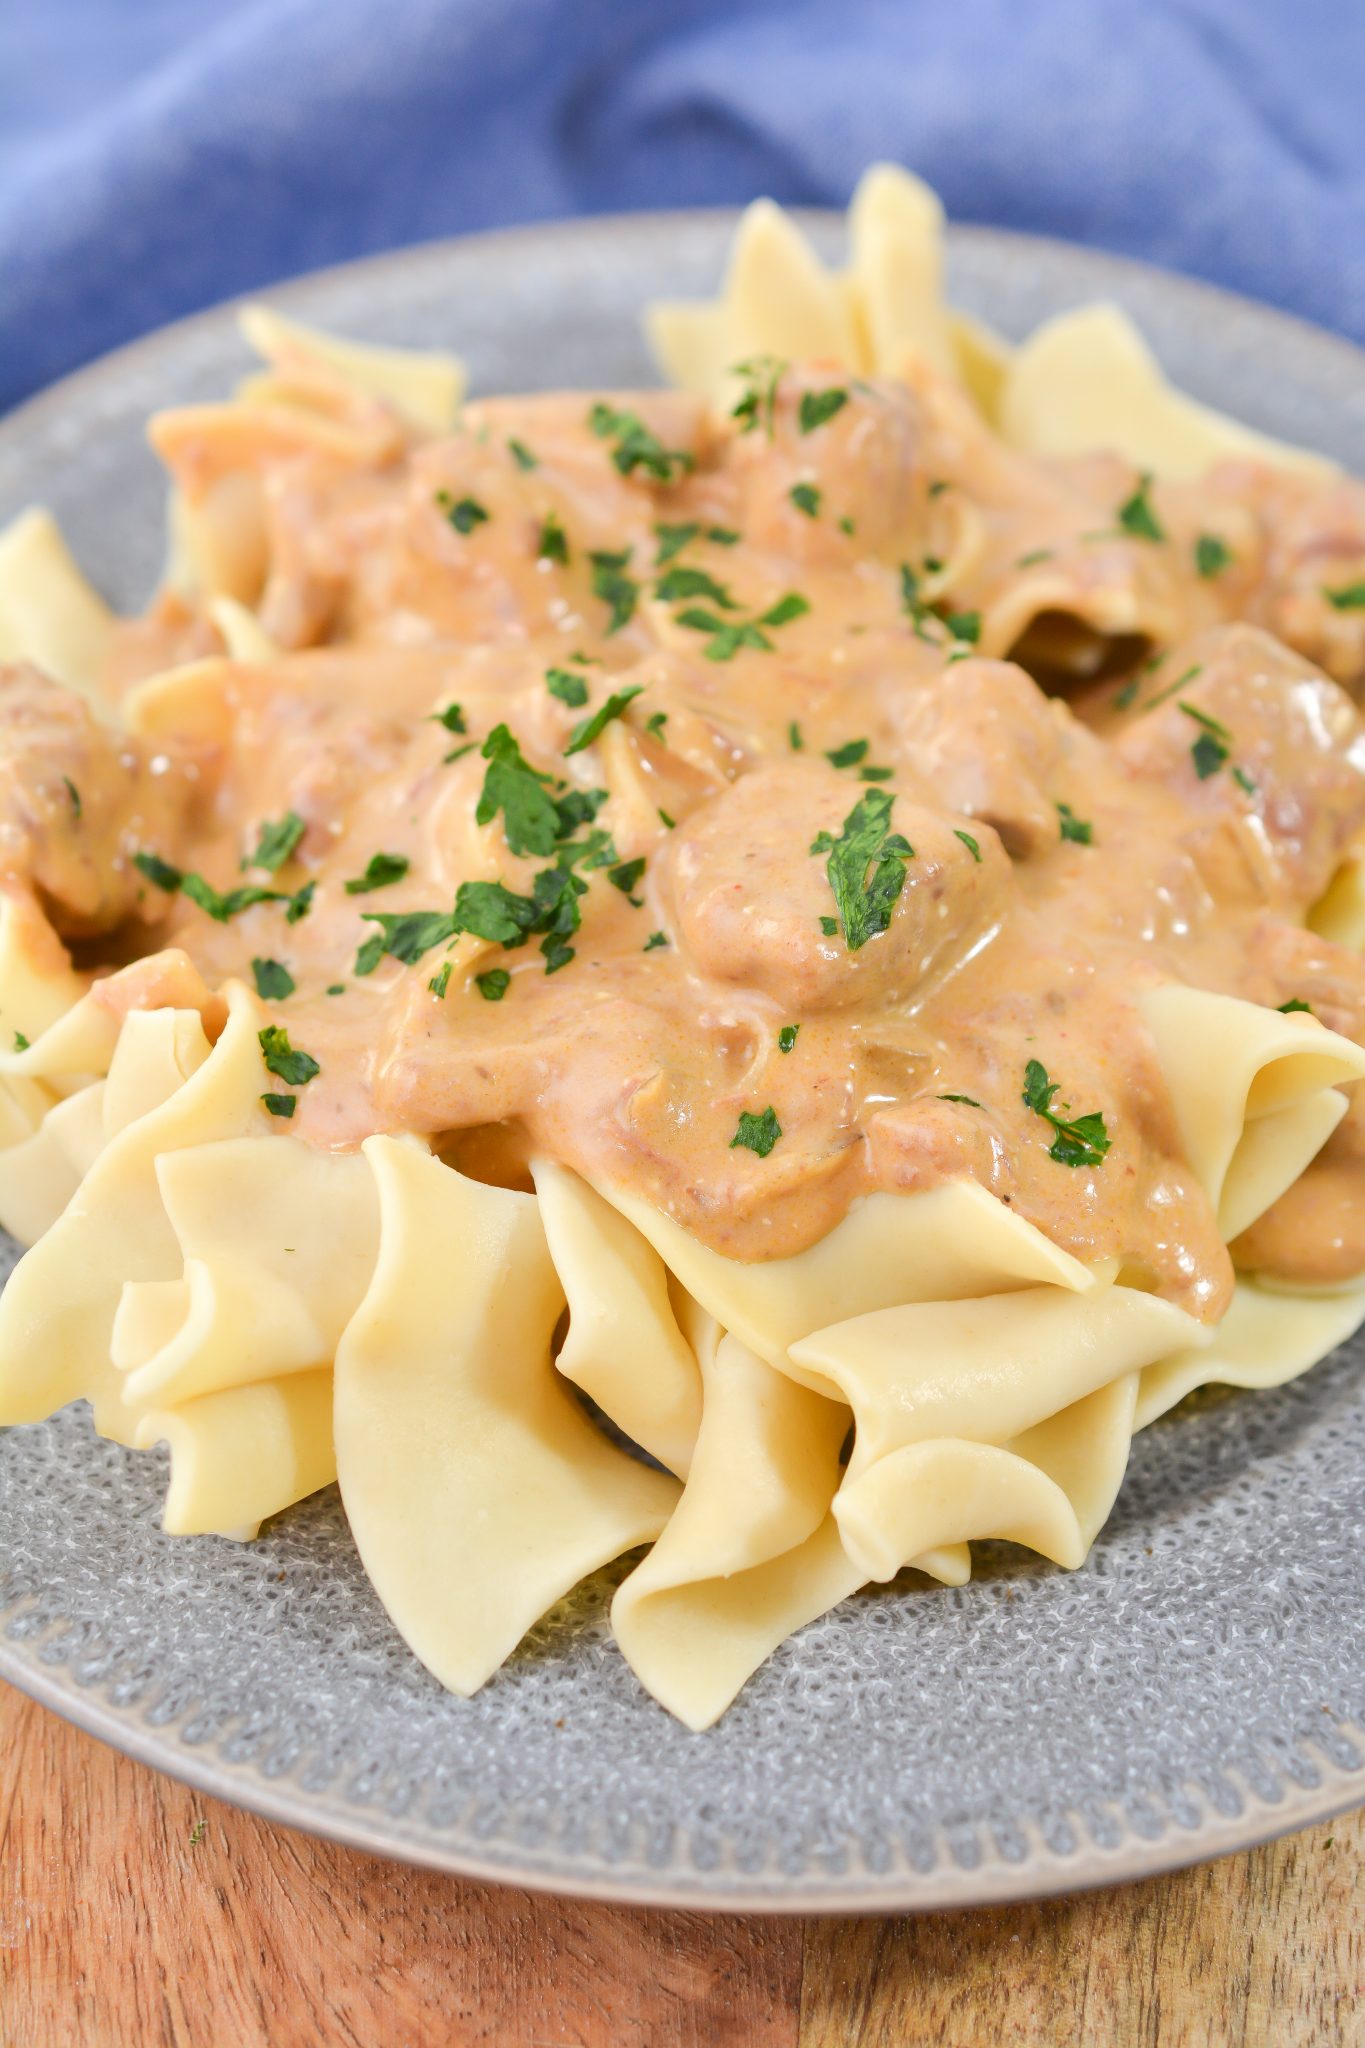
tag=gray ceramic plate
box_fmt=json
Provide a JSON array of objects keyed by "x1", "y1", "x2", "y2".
[{"x1": 2, "y1": 215, "x2": 1364, "y2": 1913}]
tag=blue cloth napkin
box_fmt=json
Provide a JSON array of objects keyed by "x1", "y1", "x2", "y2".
[{"x1": 3, "y1": 0, "x2": 1364, "y2": 414}]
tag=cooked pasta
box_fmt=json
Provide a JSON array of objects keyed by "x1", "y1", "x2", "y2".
[{"x1": 4, "y1": 168, "x2": 1365, "y2": 1727}]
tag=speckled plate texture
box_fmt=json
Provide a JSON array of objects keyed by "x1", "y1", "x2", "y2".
[{"x1": 2, "y1": 216, "x2": 1364, "y2": 1912}]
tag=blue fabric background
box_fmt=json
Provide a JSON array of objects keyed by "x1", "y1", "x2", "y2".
[{"x1": 3, "y1": 1, "x2": 1363, "y2": 415}]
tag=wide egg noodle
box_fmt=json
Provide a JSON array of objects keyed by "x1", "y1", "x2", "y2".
[
  {"x1": 0, "y1": 983, "x2": 270, "y2": 1441},
  {"x1": 134, "y1": 1367, "x2": 336, "y2": 1540},
  {"x1": 236, "y1": 303, "x2": 466, "y2": 436},
  {"x1": 530, "y1": 1156, "x2": 702, "y2": 1478},
  {"x1": 0, "y1": 507, "x2": 116, "y2": 701},
  {"x1": 0, "y1": 1081, "x2": 106, "y2": 1245},
  {"x1": 593, "y1": 1174, "x2": 1104, "y2": 1369},
  {"x1": 111, "y1": 1138, "x2": 380, "y2": 1410},
  {"x1": 1140, "y1": 984, "x2": 1365, "y2": 1237},
  {"x1": 331, "y1": 1136, "x2": 679, "y2": 1698},
  {"x1": 610, "y1": 1329, "x2": 866, "y2": 1732},
  {"x1": 1308, "y1": 843, "x2": 1365, "y2": 950},
  {"x1": 1134, "y1": 1275, "x2": 1365, "y2": 1430},
  {"x1": 207, "y1": 595, "x2": 281, "y2": 664}
]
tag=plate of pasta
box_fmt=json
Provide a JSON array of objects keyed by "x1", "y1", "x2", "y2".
[{"x1": 1, "y1": 170, "x2": 1364, "y2": 1909}]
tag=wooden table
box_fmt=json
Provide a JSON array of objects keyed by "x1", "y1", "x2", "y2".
[{"x1": 1, "y1": 1684, "x2": 1358, "y2": 2047}]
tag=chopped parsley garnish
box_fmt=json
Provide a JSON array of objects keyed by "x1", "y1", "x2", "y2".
[
  {"x1": 944, "y1": 609, "x2": 981, "y2": 646},
  {"x1": 657, "y1": 808, "x2": 676, "y2": 830},
  {"x1": 508, "y1": 437, "x2": 538, "y2": 471},
  {"x1": 1323, "y1": 581, "x2": 1365, "y2": 610},
  {"x1": 261, "y1": 1093, "x2": 296, "y2": 1119},
  {"x1": 565, "y1": 686, "x2": 645, "y2": 756},
  {"x1": 1022, "y1": 1058, "x2": 1110, "y2": 1169},
  {"x1": 1113, "y1": 678, "x2": 1140, "y2": 710},
  {"x1": 326, "y1": 983, "x2": 345, "y2": 996},
  {"x1": 643, "y1": 929, "x2": 668, "y2": 951},
  {"x1": 819, "y1": 916, "x2": 838, "y2": 936},
  {"x1": 788, "y1": 721, "x2": 804, "y2": 751},
  {"x1": 778, "y1": 1024, "x2": 800, "y2": 1053},
  {"x1": 928, "y1": 479, "x2": 950, "y2": 498},
  {"x1": 826, "y1": 738, "x2": 869, "y2": 770},
  {"x1": 589, "y1": 548, "x2": 639, "y2": 634},
  {"x1": 708, "y1": 526, "x2": 741, "y2": 546},
  {"x1": 133, "y1": 849, "x2": 183, "y2": 893},
  {"x1": 809, "y1": 789, "x2": 913, "y2": 952},
  {"x1": 838, "y1": 516, "x2": 856, "y2": 537},
  {"x1": 588, "y1": 401, "x2": 692, "y2": 484},
  {"x1": 475, "y1": 969, "x2": 511, "y2": 1001},
  {"x1": 676, "y1": 590, "x2": 809, "y2": 662},
  {"x1": 247, "y1": 811, "x2": 305, "y2": 872},
  {"x1": 361, "y1": 908, "x2": 458, "y2": 966},
  {"x1": 258, "y1": 1025, "x2": 319, "y2": 1087},
  {"x1": 439, "y1": 492, "x2": 490, "y2": 535},
  {"x1": 1056, "y1": 802, "x2": 1093, "y2": 845},
  {"x1": 798, "y1": 387, "x2": 849, "y2": 434},
  {"x1": 355, "y1": 933, "x2": 384, "y2": 976},
  {"x1": 731, "y1": 355, "x2": 785, "y2": 438},
  {"x1": 12, "y1": 1031, "x2": 29, "y2": 1051},
  {"x1": 1139, "y1": 661, "x2": 1204, "y2": 715},
  {"x1": 251, "y1": 958, "x2": 295, "y2": 1001},
  {"x1": 1117, "y1": 473, "x2": 1165, "y2": 543},
  {"x1": 1278, "y1": 997, "x2": 1314, "y2": 1014},
  {"x1": 939, "y1": 1092, "x2": 982, "y2": 1107},
  {"x1": 538, "y1": 512, "x2": 569, "y2": 564},
  {"x1": 453, "y1": 862, "x2": 588, "y2": 975},
  {"x1": 62, "y1": 775, "x2": 81, "y2": 819},
  {"x1": 546, "y1": 667, "x2": 590, "y2": 709},
  {"x1": 730, "y1": 1106, "x2": 782, "y2": 1157},
  {"x1": 655, "y1": 522, "x2": 699, "y2": 565},
  {"x1": 1017, "y1": 548, "x2": 1054, "y2": 569},
  {"x1": 645, "y1": 710, "x2": 668, "y2": 740},
  {"x1": 859, "y1": 766, "x2": 893, "y2": 783},
  {"x1": 136, "y1": 849, "x2": 287, "y2": 922},
  {"x1": 430, "y1": 702, "x2": 467, "y2": 735},
  {"x1": 1179, "y1": 701, "x2": 1232, "y2": 779},
  {"x1": 344, "y1": 852, "x2": 410, "y2": 895},
  {"x1": 608, "y1": 857, "x2": 646, "y2": 902},
  {"x1": 285, "y1": 879, "x2": 315, "y2": 924},
  {"x1": 1195, "y1": 534, "x2": 1232, "y2": 579},
  {"x1": 655, "y1": 565, "x2": 738, "y2": 609},
  {"x1": 954, "y1": 829, "x2": 982, "y2": 862},
  {"x1": 429, "y1": 962, "x2": 452, "y2": 998},
  {"x1": 476, "y1": 724, "x2": 562, "y2": 854},
  {"x1": 789, "y1": 482, "x2": 821, "y2": 518},
  {"x1": 1232, "y1": 764, "x2": 1258, "y2": 795}
]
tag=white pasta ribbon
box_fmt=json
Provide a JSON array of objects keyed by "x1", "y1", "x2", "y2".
[
  {"x1": 135, "y1": 1367, "x2": 336, "y2": 1540},
  {"x1": 237, "y1": 303, "x2": 466, "y2": 435},
  {"x1": 0, "y1": 1080, "x2": 106, "y2": 1245},
  {"x1": 0, "y1": 507, "x2": 115, "y2": 701},
  {"x1": 1308, "y1": 843, "x2": 1365, "y2": 950},
  {"x1": 1135, "y1": 1275, "x2": 1365, "y2": 1429},
  {"x1": 207, "y1": 595, "x2": 281, "y2": 664},
  {"x1": 531, "y1": 1156, "x2": 702, "y2": 1477},
  {"x1": 1140, "y1": 984, "x2": 1365, "y2": 1238},
  {"x1": 332, "y1": 1137, "x2": 678, "y2": 1697}
]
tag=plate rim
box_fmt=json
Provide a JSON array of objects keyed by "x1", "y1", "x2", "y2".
[{"x1": 2, "y1": 208, "x2": 1363, "y2": 1911}]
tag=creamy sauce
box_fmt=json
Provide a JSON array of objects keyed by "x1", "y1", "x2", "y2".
[{"x1": 9, "y1": 361, "x2": 1365, "y2": 1310}]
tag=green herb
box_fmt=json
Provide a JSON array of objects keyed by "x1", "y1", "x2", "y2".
[
  {"x1": 145, "y1": 857, "x2": 286, "y2": 921},
  {"x1": 285, "y1": 880, "x2": 315, "y2": 925},
  {"x1": 644, "y1": 710, "x2": 668, "y2": 740},
  {"x1": 475, "y1": 969, "x2": 511, "y2": 1001},
  {"x1": 707, "y1": 525, "x2": 740, "y2": 545},
  {"x1": 354, "y1": 933, "x2": 384, "y2": 976},
  {"x1": 676, "y1": 590, "x2": 808, "y2": 662},
  {"x1": 798, "y1": 388, "x2": 849, "y2": 434},
  {"x1": 62, "y1": 775, "x2": 81, "y2": 818},
  {"x1": 1017, "y1": 548, "x2": 1054, "y2": 568},
  {"x1": 1117, "y1": 473, "x2": 1165, "y2": 543},
  {"x1": 508, "y1": 437, "x2": 537, "y2": 471},
  {"x1": 546, "y1": 667, "x2": 590, "y2": 709},
  {"x1": 133, "y1": 849, "x2": 183, "y2": 893},
  {"x1": 1179, "y1": 701, "x2": 1231, "y2": 780},
  {"x1": 730, "y1": 355, "x2": 785, "y2": 438},
  {"x1": 430, "y1": 702, "x2": 467, "y2": 735},
  {"x1": 838, "y1": 515, "x2": 856, "y2": 536},
  {"x1": 608, "y1": 857, "x2": 646, "y2": 901},
  {"x1": 1113, "y1": 678, "x2": 1140, "y2": 710},
  {"x1": 188, "y1": 1821, "x2": 207, "y2": 1845},
  {"x1": 247, "y1": 811, "x2": 305, "y2": 872},
  {"x1": 655, "y1": 564, "x2": 738, "y2": 609},
  {"x1": 923, "y1": 556, "x2": 944, "y2": 575},
  {"x1": 730, "y1": 1106, "x2": 782, "y2": 1156},
  {"x1": 858, "y1": 766, "x2": 894, "y2": 782},
  {"x1": 826, "y1": 738, "x2": 869, "y2": 770},
  {"x1": 326, "y1": 983, "x2": 345, "y2": 995},
  {"x1": 939, "y1": 1092, "x2": 982, "y2": 1107},
  {"x1": 1278, "y1": 997, "x2": 1314, "y2": 1014},
  {"x1": 654, "y1": 521, "x2": 699, "y2": 564},
  {"x1": 1232, "y1": 764, "x2": 1257, "y2": 795},
  {"x1": 361, "y1": 909, "x2": 459, "y2": 967},
  {"x1": 12, "y1": 1031, "x2": 29, "y2": 1051},
  {"x1": 538, "y1": 512, "x2": 569, "y2": 564},
  {"x1": 428, "y1": 962, "x2": 452, "y2": 998},
  {"x1": 1056, "y1": 802, "x2": 1093, "y2": 845},
  {"x1": 453, "y1": 861, "x2": 589, "y2": 975},
  {"x1": 251, "y1": 957, "x2": 295, "y2": 1001},
  {"x1": 789, "y1": 482, "x2": 821, "y2": 518},
  {"x1": 261, "y1": 1092, "x2": 296, "y2": 1119},
  {"x1": 944, "y1": 610, "x2": 981, "y2": 645},
  {"x1": 344, "y1": 852, "x2": 410, "y2": 895},
  {"x1": 439, "y1": 493, "x2": 489, "y2": 535},
  {"x1": 809, "y1": 789, "x2": 914, "y2": 952},
  {"x1": 657, "y1": 808, "x2": 676, "y2": 830},
  {"x1": 1021, "y1": 1058, "x2": 1110, "y2": 1169},
  {"x1": 819, "y1": 915, "x2": 838, "y2": 936},
  {"x1": 1195, "y1": 534, "x2": 1232, "y2": 578},
  {"x1": 588, "y1": 401, "x2": 693, "y2": 484},
  {"x1": 476, "y1": 724, "x2": 561, "y2": 854},
  {"x1": 788, "y1": 721, "x2": 804, "y2": 751},
  {"x1": 259, "y1": 1025, "x2": 320, "y2": 1087},
  {"x1": 778, "y1": 1024, "x2": 799, "y2": 1053},
  {"x1": 1140, "y1": 661, "x2": 1204, "y2": 715},
  {"x1": 928, "y1": 479, "x2": 950, "y2": 498},
  {"x1": 1323, "y1": 581, "x2": 1365, "y2": 610},
  {"x1": 954, "y1": 829, "x2": 982, "y2": 862},
  {"x1": 565, "y1": 686, "x2": 644, "y2": 756},
  {"x1": 589, "y1": 548, "x2": 639, "y2": 634},
  {"x1": 643, "y1": 930, "x2": 668, "y2": 951}
]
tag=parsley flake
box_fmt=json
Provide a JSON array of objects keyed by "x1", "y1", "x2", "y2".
[
  {"x1": 939, "y1": 1092, "x2": 982, "y2": 1107},
  {"x1": 778, "y1": 1024, "x2": 800, "y2": 1053},
  {"x1": 476, "y1": 724, "x2": 562, "y2": 854},
  {"x1": 12, "y1": 1031, "x2": 29, "y2": 1052},
  {"x1": 809, "y1": 789, "x2": 913, "y2": 952},
  {"x1": 508, "y1": 438, "x2": 537, "y2": 471},
  {"x1": 1022, "y1": 1058, "x2": 1110, "y2": 1169},
  {"x1": 259, "y1": 1025, "x2": 319, "y2": 1087},
  {"x1": 656, "y1": 564, "x2": 738, "y2": 609},
  {"x1": 789, "y1": 482, "x2": 821, "y2": 518},
  {"x1": 1324, "y1": 581, "x2": 1365, "y2": 610},
  {"x1": 730, "y1": 356, "x2": 785, "y2": 438},
  {"x1": 344, "y1": 852, "x2": 410, "y2": 895},
  {"x1": 1056, "y1": 802, "x2": 1094, "y2": 845},
  {"x1": 645, "y1": 710, "x2": 668, "y2": 740},
  {"x1": 730, "y1": 1106, "x2": 782, "y2": 1156},
  {"x1": 1195, "y1": 534, "x2": 1232, "y2": 578},
  {"x1": 589, "y1": 548, "x2": 639, "y2": 635},
  {"x1": 588, "y1": 402, "x2": 692, "y2": 484},
  {"x1": 247, "y1": 812, "x2": 305, "y2": 872},
  {"x1": 133, "y1": 849, "x2": 183, "y2": 894},
  {"x1": 788, "y1": 721, "x2": 804, "y2": 751},
  {"x1": 362, "y1": 908, "x2": 458, "y2": 966},
  {"x1": 643, "y1": 929, "x2": 668, "y2": 951},
  {"x1": 251, "y1": 957, "x2": 295, "y2": 1001},
  {"x1": 62, "y1": 775, "x2": 81, "y2": 819},
  {"x1": 261, "y1": 1093, "x2": 296, "y2": 1119},
  {"x1": 565, "y1": 686, "x2": 644, "y2": 756},
  {"x1": 439, "y1": 493, "x2": 489, "y2": 535},
  {"x1": 285, "y1": 880, "x2": 315, "y2": 925},
  {"x1": 655, "y1": 522, "x2": 698, "y2": 565},
  {"x1": 475, "y1": 969, "x2": 511, "y2": 1001},
  {"x1": 547, "y1": 667, "x2": 590, "y2": 709},
  {"x1": 538, "y1": 512, "x2": 569, "y2": 564},
  {"x1": 1179, "y1": 702, "x2": 1232, "y2": 779},
  {"x1": 954, "y1": 829, "x2": 982, "y2": 863},
  {"x1": 826, "y1": 738, "x2": 869, "y2": 770},
  {"x1": 429, "y1": 962, "x2": 452, "y2": 999},
  {"x1": 1117, "y1": 473, "x2": 1165, "y2": 543},
  {"x1": 608, "y1": 857, "x2": 646, "y2": 902},
  {"x1": 798, "y1": 388, "x2": 849, "y2": 434},
  {"x1": 1279, "y1": 997, "x2": 1314, "y2": 1014},
  {"x1": 430, "y1": 702, "x2": 467, "y2": 735}
]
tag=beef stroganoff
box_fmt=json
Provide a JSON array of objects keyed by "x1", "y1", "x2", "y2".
[{"x1": 4, "y1": 169, "x2": 1365, "y2": 1726}]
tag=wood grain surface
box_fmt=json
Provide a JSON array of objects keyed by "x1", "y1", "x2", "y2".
[{"x1": 0, "y1": 1683, "x2": 1359, "y2": 2048}]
